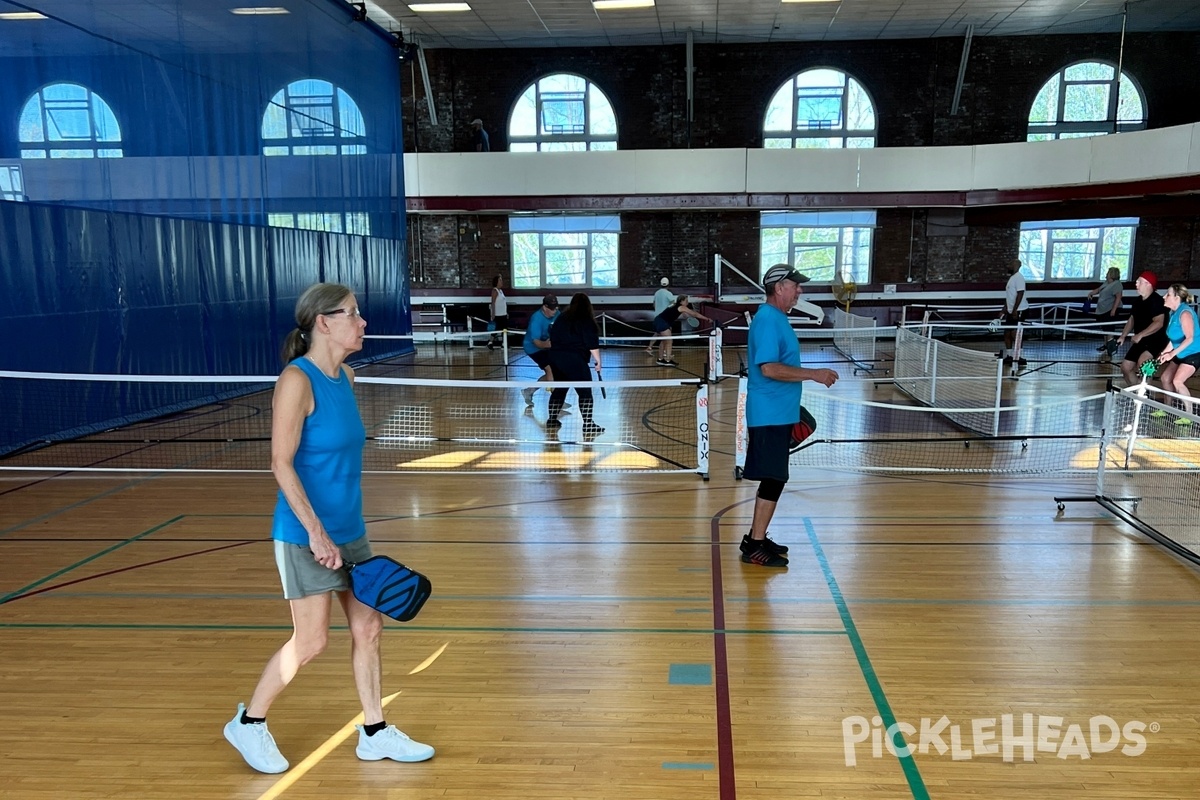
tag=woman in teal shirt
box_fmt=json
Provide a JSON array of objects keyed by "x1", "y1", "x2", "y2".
[
  {"x1": 224, "y1": 283, "x2": 434, "y2": 774},
  {"x1": 1156, "y1": 284, "x2": 1200, "y2": 425}
]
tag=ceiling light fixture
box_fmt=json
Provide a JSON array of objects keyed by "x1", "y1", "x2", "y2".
[
  {"x1": 229, "y1": 7, "x2": 291, "y2": 14},
  {"x1": 0, "y1": 11, "x2": 47, "y2": 19},
  {"x1": 407, "y1": 2, "x2": 473, "y2": 11},
  {"x1": 593, "y1": 0, "x2": 655, "y2": 8}
]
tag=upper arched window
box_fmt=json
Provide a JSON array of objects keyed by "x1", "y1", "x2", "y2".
[
  {"x1": 19, "y1": 83, "x2": 123, "y2": 159},
  {"x1": 262, "y1": 79, "x2": 366, "y2": 155},
  {"x1": 1027, "y1": 61, "x2": 1146, "y2": 141},
  {"x1": 509, "y1": 74, "x2": 617, "y2": 152},
  {"x1": 763, "y1": 68, "x2": 876, "y2": 149}
]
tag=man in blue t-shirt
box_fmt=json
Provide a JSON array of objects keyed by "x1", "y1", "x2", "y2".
[
  {"x1": 741, "y1": 264, "x2": 840, "y2": 567},
  {"x1": 522, "y1": 294, "x2": 560, "y2": 406}
]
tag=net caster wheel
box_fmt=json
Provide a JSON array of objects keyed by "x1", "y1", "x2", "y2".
[
  {"x1": 964, "y1": 441, "x2": 970, "y2": 449},
  {"x1": 701, "y1": 472, "x2": 710, "y2": 482},
  {"x1": 1056, "y1": 503, "x2": 1065, "y2": 512},
  {"x1": 1132, "y1": 501, "x2": 1139, "y2": 512},
  {"x1": 734, "y1": 466, "x2": 743, "y2": 481},
  {"x1": 1021, "y1": 439, "x2": 1029, "y2": 450}
]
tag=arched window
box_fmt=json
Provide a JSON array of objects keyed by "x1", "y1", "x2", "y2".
[
  {"x1": 262, "y1": 79, "x2": 366, "y2": 155},
  {"x1": 19, "y1": 83, "x2": 123, "y2": 158},
  {"x1": 508, "y1": 74, "x2": 617, "y2": 152},
  {"x1": 1027, "y1": 61, "x2": 1145, "y2": 141},
  {"x1": 763, "y1": 68, "x2": 876, "y2": 149}
]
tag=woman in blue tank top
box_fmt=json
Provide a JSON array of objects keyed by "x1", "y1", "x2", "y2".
[
  {"x1": 223, "y1": 283, "x2": 434, "y2": 775},
  {"x1": 1156, "y1": 284, "x2": 1200, "y2": 424}
]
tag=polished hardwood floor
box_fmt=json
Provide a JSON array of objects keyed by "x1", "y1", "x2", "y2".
[{"x1": 3, "y1": 342, "x2": 1200, "y2": 799}]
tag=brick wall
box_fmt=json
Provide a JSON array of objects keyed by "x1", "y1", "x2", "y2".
[{"x1": 402, "y1": 32, "x2": 1200, "y2": 290}]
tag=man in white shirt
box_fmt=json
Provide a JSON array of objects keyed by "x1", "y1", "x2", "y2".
[{"x1": 999, "y1": 259, "x2": 1029, "y2": 365}]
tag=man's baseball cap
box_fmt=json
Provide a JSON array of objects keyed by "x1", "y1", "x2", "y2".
[
  {"x1": 1137, "y1": 271, "x2": 1158, "y2": 290},
  {"x1": 469, "y1": 118, "x2": 483, "y2": 126},
  {"x1": 541, "y1": 293, "x2": 559, "y2": 308},
  {"x1": 660, "y1": 277, "x2": 669, "y2": 286},
  {"x1": 763, "y1": 263, "x2": 810, "y2": 288}
]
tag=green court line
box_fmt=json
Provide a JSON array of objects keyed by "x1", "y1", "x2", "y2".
[
  {"x1": 0, "y1": 516, "x2": 183, "y2": 604},
  {"x1": 805, "y1": 518, "x2": 929, "y2": 800},
  {"x1": 0, "y1": 622, "x2": 848, "y2": 635}
]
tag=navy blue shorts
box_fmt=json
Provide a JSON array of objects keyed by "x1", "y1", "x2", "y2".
[
  {"x1": 743, "y1": 424, "x2": 791, "y2": 483},
  {"x1": 527, "y1": 349, "x2": 552, "y2": 369}
]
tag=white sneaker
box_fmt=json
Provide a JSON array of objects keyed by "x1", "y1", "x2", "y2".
[
  {"x1": 224, "y1": 703, "x2": 289, "y2": 774},
  {"x1": 355, "y1": 724, "x2": 435, "y2": 763},
  {"x1": 522, "y1": 387, "x2": 536, "y2": 407},
  {"x1": 560, "y1": 402, "x2": 572, "y2": 415}
]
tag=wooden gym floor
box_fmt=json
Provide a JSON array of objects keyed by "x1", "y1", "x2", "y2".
[{"x1": 3, "y1": 343, "x2": 1200, "y2": 799}]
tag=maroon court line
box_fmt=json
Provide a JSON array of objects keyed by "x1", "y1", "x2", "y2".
[
  {"x1": 1, "y1": 540, "x2": 256, "y2": 604},
  {"x1": 710, "y1": 497, "x2": 756, "y2": 800}
]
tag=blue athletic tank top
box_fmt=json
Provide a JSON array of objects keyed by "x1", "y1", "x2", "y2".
[
  {"x1": 271, "y1": 357, "x2": 367, "y2": 546},
  {"x1": 1168, "y1": 305, "x2": 1200, "y2": 360}
]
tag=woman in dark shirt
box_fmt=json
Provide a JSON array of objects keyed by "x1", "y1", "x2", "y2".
[{"x1": 548, "y1": 293, "x2": 604, "y2": 436}]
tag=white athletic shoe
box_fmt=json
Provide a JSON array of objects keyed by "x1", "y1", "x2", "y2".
[
  {"x1": 355, "y1": 724, "x2": 435, "y2": 763},
  {"x1": 224, "y1": 704, "x2": 289, "y2": 774},
  {"x1": 560, "y1": 402, "x2": 572, "y2": 415},
  {"x1": 522, "y1": 387, "x2": 536, "y2": 407}
]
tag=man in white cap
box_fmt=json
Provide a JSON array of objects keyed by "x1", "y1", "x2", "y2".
[
  {"x1": 741, "y1": 264, "x2": 839, "y2": 567},
  {"x1": 469, "y1": 118, "x2": 490, "y2": 152}
]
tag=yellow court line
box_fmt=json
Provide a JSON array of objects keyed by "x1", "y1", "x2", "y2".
[
  {"x1": 255, "y1": 690, "x2": 403, "y2": 800},
  {"x1": 256, "y1": 641, "x2": 448, "y2": 800}
]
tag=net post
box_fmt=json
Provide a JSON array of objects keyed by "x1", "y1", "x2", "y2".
[
  {"x1": 708, "y1": 327, "x2": 723, "y2": 382},
  {"x1": 1013, "y1": 321, "x2": 1025, "y2": 366},
  {"x1": 467, "y1": 317, "x2": 475, "y2": 350},
  {"x1": 696, "y1": 383, "x2": 710, "y2": 480},
  {"x1": 928, "y1": 339, "x2": 939, "y2": 406},
  {"x1": 602, "y1": 314, "x2": 608, "y2": 340},
  {"x1": 502, "y1": 329, "x2": 509, "y2": 363},
  {"x1": 734, "y1": 375, "x2": 748, "y2": 478},
  {"x1": 992, "y1": 356, "x2": 1002, "y2": 436},
  {"x1": 1097, "y1": 388, "x2": 1115, "y2": 498}
]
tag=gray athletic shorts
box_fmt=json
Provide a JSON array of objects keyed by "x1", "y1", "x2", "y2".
[{"x1": 273, "y1": 535, "x2": 373, "y2": 600}]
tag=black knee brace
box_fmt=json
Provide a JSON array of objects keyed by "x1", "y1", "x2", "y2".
[{"x1": 757, "y1": 478, "x2": 786, "y2": 502}]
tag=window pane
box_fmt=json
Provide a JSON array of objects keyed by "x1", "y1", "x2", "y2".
[
  {"x1": 1065, "y1": 62, "x2": 1114, "y2": 81},
  {"x1": 268, "y1": 213, "x2": 295, "y2": 228},
  {"x1": 588, "y1": 88, "x2": 617, "y2": 136},
  {"x1": 542, "y1": 141, "x2": 586, "y2": 152},
  {"x1": 761, "y1": 228, "x2": 789, "y2": 271},
  {"x1": 1116, "y1": 75, "x2": 1143, "y2": 123},
  {"x1": 793, "y1": 227, "x2": 839, "y2": 244},
  {"x1": 793, "y1": 244, "x2": 837, "y2": 282},
  {"x1": 1063, "y1": 82, "x2": 1110, "y2": 122},
  {"x1": 512, "y1": 233, "x2": 541, "y2": 288},
  {"x1": 846, "y1": 137, "x2": 875, "y2": 148},
  {"x1": 1029, "y1": 81, "x2": 1059, "y2": 125},
  {"x1": 763, "y1": 138, "x2": 791, "y2": 148},
  {"x1": 336, "y1": 89, "x2": 366, "y2": 138},
  {"x1": 847, "y1": 79, "x2": 875, "y2": 130},
  {"x1": 544, "y1": 233, "x2": 586, "y2": 247},
  {"x1": 1049, "y1": 241, "x2": 1096, "y2": 279},
  {"x1": 540, "y1": 92, "x2": 586, "y2": 136},
  {"x1": 1019, "y1": 229, "x2": 1048, "y2": 281},
  {"x1": 588, "y1": 141, "x2": 617, "y2": 151},
  {"x1": 796, "y1": 91, "x2": 843, "y2": 131},
  {"x1": 795, "y1": 137, "x2": 844, "y2": 149},
  {"x1": 18, "y1": 95, "x2": 44, "y2": 142},
  {"x1": 510, "y1": 142, "x2": 537, "y2": 152},
  {"x1": 545, "y1": 248, "x2": 587, "y2": 284},
  {"x1": 764, "y1": 84, "x2": 794, "y2": 132},
  {"x1": 511, "y1": 87, "x2": 538, "y2": 137}
]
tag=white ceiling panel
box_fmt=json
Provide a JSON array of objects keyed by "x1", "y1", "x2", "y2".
[{"x1": 369, "y1": 0, "x2": 1199, "y2": 48}]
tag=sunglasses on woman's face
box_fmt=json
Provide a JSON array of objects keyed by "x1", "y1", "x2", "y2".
[{"x1": 321, "y1": 307, "x2": 363, "y2": 319}]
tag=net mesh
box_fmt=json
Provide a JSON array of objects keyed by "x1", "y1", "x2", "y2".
[
  {"x1": 894, "y1": 326, "x2": 1002, "y2": 435},
  {"x1": 787, "y1": 390, "x2": 1106, "y2": 473},
  {"x1": 1096, "y1": 386, "x2": 1200, "y2": 555},
  {"x1": 831, "y1": 307, "x2": 880, "y2": 370},
  {"x1": 1, "y1": 371, "x2": 702, "y2": 474}
]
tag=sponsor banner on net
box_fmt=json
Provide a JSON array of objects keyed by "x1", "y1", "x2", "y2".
[{"x1": 841, "y1": 714, "x2": 1155, "y2": 767}]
